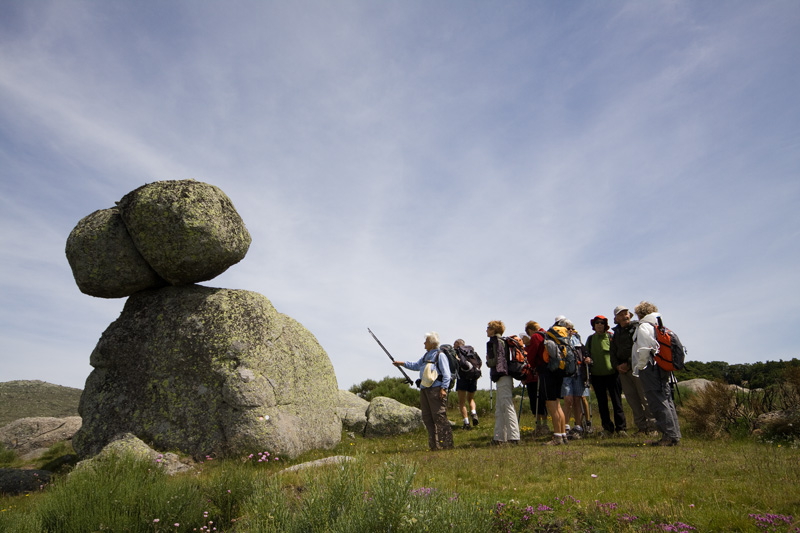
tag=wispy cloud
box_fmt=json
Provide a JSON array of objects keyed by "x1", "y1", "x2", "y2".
[{"x1": 1, "y1": 0, "x2": 798, "y2": 391}]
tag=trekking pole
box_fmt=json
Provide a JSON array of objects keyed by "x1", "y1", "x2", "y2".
[
  {"x1": 584, "y1": 363, "x2": 593, "y2": 432},
  {"x1": 534, "y1": 379, "x2": 541, "y2": 430},
  {"x1": 490, "y1": 379, "x2": 493, "y2": 410},
  {"x1": 670, "y1": 372, "x2": 683, "y2": 406},
  {"x1": 517, "y1": 380, "x2": 526, "y2": 424},
  {"x1": 367, "y1": 328, "x2": 414, "y2": 386}
]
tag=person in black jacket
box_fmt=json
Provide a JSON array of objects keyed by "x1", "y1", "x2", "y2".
[{"x1": 610, "y1": 306, "x2": 656, "y2": 435}]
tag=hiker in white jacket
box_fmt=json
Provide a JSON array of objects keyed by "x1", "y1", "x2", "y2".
[{"x1": 632, "y1": 302, "x2": 682, "y2": 446}]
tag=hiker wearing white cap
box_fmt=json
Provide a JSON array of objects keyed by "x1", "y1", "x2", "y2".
[{"x1": 610, "y1": 305, "x2": 657, "y2": 435}]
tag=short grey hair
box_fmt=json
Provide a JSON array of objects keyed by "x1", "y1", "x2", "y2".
[{"x1": 425, "y1": 331, "x2": 440, "y2": 348}]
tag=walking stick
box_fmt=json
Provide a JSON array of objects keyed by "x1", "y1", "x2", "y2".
[
  {"x1": 584, "y1": 362, "x2": 593, "y2": 432},
  {"x1": 367, "y1": 328, "x2": 414, "y2": 386},
  {"x1": 669, "y1": 371, "x2": 683, "y2": 406}
]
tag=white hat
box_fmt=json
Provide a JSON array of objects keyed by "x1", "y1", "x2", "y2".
[{"x1": 613, "y1": 306, "x2": 629, "y2": 316}]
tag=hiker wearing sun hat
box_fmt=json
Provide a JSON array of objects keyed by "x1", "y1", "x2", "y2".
[
  {"x1": 610, "y1": 306, "x2": 657, "y2": 435},
  {"x1": 585, "y1": 315, "x2": 627, "y2": 436}
]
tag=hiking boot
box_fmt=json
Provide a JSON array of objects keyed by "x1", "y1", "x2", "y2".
[
  {"x1": 615, "y1": 430, "x2": 629, "y2": 437},
  {"x1": 462, "y1": 422, "x2": 472, "y2": 430},
  {"x1": 544, "y1": 435, "x2": 563, "y2": 446},
  {"x1": 472, "y1": 414, "x2": 479, "y2": 426},
  {"x1": 597, "y1": 430, "x2": 611, "y2": 439},
  {"x1": 647, "y1": 437, "x2": 679, "y2": 446},
  {"x1": 562, "y1": 435, "x2": 569, "y2": 445},
  {"x1": 567, "y1": 429, "x2": 582, "y2": 440}
]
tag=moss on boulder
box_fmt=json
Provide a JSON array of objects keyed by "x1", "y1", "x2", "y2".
[
  {"x1": 73, "y1": 285, "x2": 341, "y2": 459},
  {"x1": 65, "y1": 207, "x2": 166, "y2": 298},
  {"x1": 117, "y1": 179, "x2": 251, "y2": 285}
]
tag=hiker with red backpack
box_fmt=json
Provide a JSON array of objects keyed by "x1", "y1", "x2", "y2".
[
  {"x1": 585, "y1": 315, "x2": 627, "y2": 437},
  {"x1": 392, "y1": 331, "x2": 454, "y2": 451},
  {"x1": 486, "y1": 320, "x2": 520, "y2": 445},
  {"x1": 632, "y1": 302, "x2": 682, "y2": 446},
  {"x1": 524, "y1": 321, "x2": 550, "y2": 437}
]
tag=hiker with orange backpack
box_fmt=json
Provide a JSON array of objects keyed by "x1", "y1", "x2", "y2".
[
  {"x1": 632, "y1": 301, "x2": 682, "y2": 446},
  {"x1": 486, "y1": 320, "x2": 520, "y2": 445}
]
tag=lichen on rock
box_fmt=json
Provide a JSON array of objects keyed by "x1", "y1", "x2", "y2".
[
  {"x1": 117, "y1": 179, "x2": 251, "y2": 285},
  {"x1": 73, "y1": 285, "x2": 341, "y2": 459},
  {"x1": 65, "y1": 207, "x2": 166, "y2": 298}
]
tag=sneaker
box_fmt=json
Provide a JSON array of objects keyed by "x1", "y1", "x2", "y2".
[{"x1": 472, "y1": 414, "x2": 479, "y2": 426}]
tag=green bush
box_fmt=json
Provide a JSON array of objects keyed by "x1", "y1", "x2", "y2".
[
  {"x1": 349, "y1": 376, "x2": 419, "y2": 407},
  {"x1": 0, "y1": 443, "x2": 18, "y2": 467}
]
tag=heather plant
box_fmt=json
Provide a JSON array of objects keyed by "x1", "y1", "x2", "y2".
[{"x1": 0, "y1": 443, "x2": 18, "y2": 467}]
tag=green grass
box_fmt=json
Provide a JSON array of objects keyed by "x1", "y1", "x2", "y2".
[{"x1": 1, "y1": 405, "x2": 799, "y2": 532}]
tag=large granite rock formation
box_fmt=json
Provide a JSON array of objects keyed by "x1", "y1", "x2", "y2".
[
  {"x1": 73, "y1": 285, "x2": 341, "y2": 459},
  {"x1": 65, "y1": 208, "x2": 166, "y2": 298},
  {"x1": 117, "y1": 180, "x2": 251, "y2": 285}
]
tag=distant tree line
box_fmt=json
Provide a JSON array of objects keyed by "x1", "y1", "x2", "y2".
[{"x1": 675, "y1": 358, "x2": 800, "y2": 389}]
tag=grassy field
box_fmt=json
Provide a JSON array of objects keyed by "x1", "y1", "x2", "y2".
[{"x1": 1, "y1": 402, "x2": 799, "y2": 532}]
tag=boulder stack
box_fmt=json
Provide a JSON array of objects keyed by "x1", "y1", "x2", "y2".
[{"x1": 66, "y1": 180, "x2": 341, "y2": 459}]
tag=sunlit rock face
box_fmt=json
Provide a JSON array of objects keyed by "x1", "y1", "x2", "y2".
[{"x1": 73, "y1": 286, "x2": 341, "y2": 459}]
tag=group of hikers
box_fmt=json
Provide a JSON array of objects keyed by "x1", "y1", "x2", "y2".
[{"x1": 393, "y1": 301, "x2": 682, "y2": 451}]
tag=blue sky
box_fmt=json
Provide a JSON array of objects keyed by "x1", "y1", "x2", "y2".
[{"x1": 1, "y1": 1, "x2": 798, "y2": 392}]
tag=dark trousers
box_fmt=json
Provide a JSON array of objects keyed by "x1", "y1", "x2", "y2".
[
  {"x1": 525, "y1": 381, "x2": 548, "y2": 416},
  {"x1": 420, "y1": 387, "x2": 453, "y2": 450},
  {"x1": 590, "y1": 373, "x2": 626, "y2": 433}
]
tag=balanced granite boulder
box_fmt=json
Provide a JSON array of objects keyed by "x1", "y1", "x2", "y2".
[
  {"x1": 65, "y1": 208, "x2": 166, "y2": 298},
  {"x1": 73, "y1": 285, "x2": 341, "y2": 459},
  {"x1": 117, "y1": 180, "x2": 251, "y2": 285}
]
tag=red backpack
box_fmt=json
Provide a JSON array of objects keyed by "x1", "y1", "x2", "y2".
[
  {"x1": 653, "y1": 317, "x2": 686, "y2": 372},
  {"x1": 504, "y1": 335, "x2": 534, "y2": 382}
]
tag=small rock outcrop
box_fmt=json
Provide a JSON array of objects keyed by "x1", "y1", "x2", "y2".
[
  {"x1": 74, "y1": 286, "x2": 340, "y2": 459},
  {"x1": 363, "y1": 397, "x2": 423, "y2": 437},
  {"x1": 0, "y1": 416, "x2": 82, "y2": 459},
  {"x1": 74, "y1": 434, "x2": 193, "y2": 476},
  {"x1": 336, "y1": 390, "x2": 370, "y2": 434}
]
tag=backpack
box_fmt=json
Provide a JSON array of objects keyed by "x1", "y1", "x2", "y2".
[
  {"x1": 504, "y1": 335, "x2": 534, "y2": 382},
  {"x1": 543, "y1": 326, "x2": 578, "y2": 376},
  {"x1": 653, "y1": 317, "x2": 686, "y2": 372},
  {"x1": 438, "y1": 344, "x2": 460, "y2": 390},
  {"x1": 456, "y1": 345, "x2": 482, "y2": 381}
]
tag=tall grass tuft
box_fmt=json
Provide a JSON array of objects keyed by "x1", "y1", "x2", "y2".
[{"x1": 31, "y1": 452, "x2": 206, "y2": 532}]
